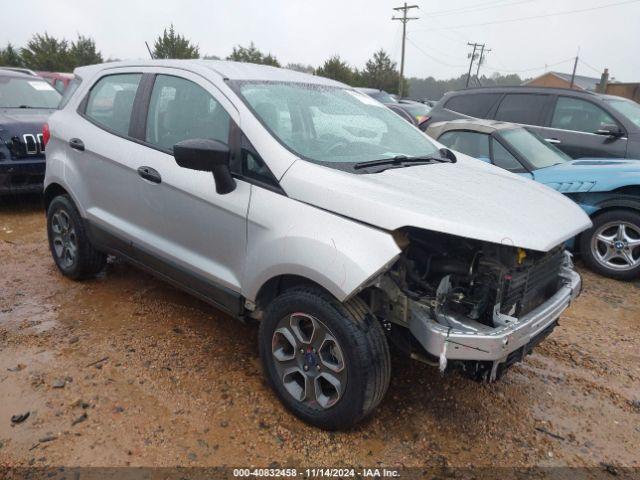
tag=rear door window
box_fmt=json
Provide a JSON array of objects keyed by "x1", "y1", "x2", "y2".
[
  {"x1": 494, "y1": 93, "x2": 551, "y2": 125},
  {"x1": 551, "y1": 97, "x2": 617, "y2": 133},
  {"x1": 85, "y1": 74, "x2": 142, "y2": 136},
  {"x1": 444, "y1": 93, "x2": 501, "y2": 118},
  {"x1": 145, "y1": 75, "x2": 230, "y2": 152},
  {"x1": 438, "y1": 130, "x2": 490, "y2": 161}
]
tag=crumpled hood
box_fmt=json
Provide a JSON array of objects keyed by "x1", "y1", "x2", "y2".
[
  {"x1": 533, "y1": 158, "x2": 640, "y2": 193},
  {"x1": 280, "y1": 153, "x2": 592, "y2": 252}
]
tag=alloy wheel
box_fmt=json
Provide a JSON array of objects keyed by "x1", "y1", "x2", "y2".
[
  {"x1": 50, "y1": 209, "x2": 78, "y2": 269},
  {"x1": 591, "y1": 221, "x2": 640, "y2": 271},
  {"x1": 271, "y1": 313, "x2": 347, "y2": 409}
]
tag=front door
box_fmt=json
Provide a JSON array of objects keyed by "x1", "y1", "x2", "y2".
[
  {"x1": 131, "y1": 71, "x2": 250, "y2": 309},
  {"x1": 541, "y1": 96, "x2": 628, "y2": 159}
]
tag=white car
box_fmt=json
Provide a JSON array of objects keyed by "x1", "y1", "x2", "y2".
[{"x1": 43, "y1": 60, "x2": 591, "y2": 429}]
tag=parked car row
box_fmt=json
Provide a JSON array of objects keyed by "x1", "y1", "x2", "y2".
[
  {"x1": 421, "y1": 85, "x2": 640, "y2": 160},
  {"x1": 39, "y1": 60, "x2": 590, "y2": 429}
]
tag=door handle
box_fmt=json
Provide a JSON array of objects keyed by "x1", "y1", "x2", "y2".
[
  {"x1": 545, "y1": 138, "x2": 561, "y2": 144},
  {"x1": 137, "y1": 166, "x2": 162, "y2": 184},
  {"x1": 69, "y1": 138, "x2": 85, "y2": 151}
]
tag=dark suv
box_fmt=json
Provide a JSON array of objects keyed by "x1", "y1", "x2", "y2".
[
  {"x1": 0, "y1": 69, "x2": 61, "y2": 194},
  {"x1": 422, "y1": 86, "x2": 640, "y2": 160}
]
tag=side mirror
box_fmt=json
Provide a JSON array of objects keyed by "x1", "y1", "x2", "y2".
[
  {"x1": 596, "y1": 123, "x2": 624, "y2": 138},
  {"x1": 174, "y1": 139, "x2": 236, "y2": 195},
  {"x1": 439, "y1": 147, "x2": 457, "y2": 163}
]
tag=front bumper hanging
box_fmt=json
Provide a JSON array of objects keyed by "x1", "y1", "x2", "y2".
[{"x1": 408, "y1": 261, "x2": 582, "y2": 381}]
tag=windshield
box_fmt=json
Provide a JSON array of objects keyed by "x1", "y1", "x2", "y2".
[
  {"x1": 0, "y1": 76, "x2": 61, "y2": 109},
  {"x1": 237, "y1": 82, "x2": 439, "y2": 168},
  {"x1": 498, "y1": 128, "x2": 571, "y2": 169},
  {"x1": 606, "y1": 98, "x2": 640, "y2": 128}
]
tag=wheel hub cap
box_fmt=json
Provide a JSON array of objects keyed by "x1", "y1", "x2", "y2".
[
  {"x1": 592, "y1": 221, "x2": 640, "y2": 271},
  {"x1": 271, "y1": 313, "x2": 347, "y2": 409},
  {"x1": 50, "y1": 210, "x2": 77, "y2": 268}
]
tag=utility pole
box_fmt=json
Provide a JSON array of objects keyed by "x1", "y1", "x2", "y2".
[
  {"x1": 393, "y1": 3, "x2": 419, "y2": 97},
  {"x1": 466, "y1": 42, "x2": 482, "y2": 88},
  {"x1": 475, "y1": 45, "x2": 491, "y2": 86},
  {"x1": 569, "y1": 47, "x2": 580, "y2": 89}
]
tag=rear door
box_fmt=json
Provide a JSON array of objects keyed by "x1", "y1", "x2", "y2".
[
  {"x1": 74, "y1": 72, "x2": 147, "y2": 245},
  {"x1": 539, "y1": 96, "x2": 628, "y2": 158},
  {"x1": 491, "y1": 93, "x2": 554, "y2": 137}
]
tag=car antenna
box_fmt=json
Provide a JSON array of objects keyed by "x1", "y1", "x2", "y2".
[{"x1": 145, "y1": 41, "x2": 155, "y2": 60}]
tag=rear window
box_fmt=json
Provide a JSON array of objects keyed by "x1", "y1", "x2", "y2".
[
  {"x1": 444, "y1": 93, "x2": 501, "y2": 118},
  {"x1": 0, "y1": 76, "x2": 61, "y2": 109},
  {"x1": 494, "y1": 93, "x2": 551, "y2": 125}
]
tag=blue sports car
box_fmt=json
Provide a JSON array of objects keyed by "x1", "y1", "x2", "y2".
[{"x1": 427, "y1": 119, "x2": 640, "y2": 280}]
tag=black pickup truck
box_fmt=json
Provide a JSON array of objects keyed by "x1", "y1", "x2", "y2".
[{"x1": 0, "y1": 68, "x2": 61, "y2": 194}]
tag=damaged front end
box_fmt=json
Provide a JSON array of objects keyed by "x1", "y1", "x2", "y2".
[{"x1": 362, "y1": 228, "x2": 582, "y2": 381}]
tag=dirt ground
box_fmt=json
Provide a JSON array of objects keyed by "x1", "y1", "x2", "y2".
[{"x1": 1, "y1": 195, "x2": 639, "y2": 473}]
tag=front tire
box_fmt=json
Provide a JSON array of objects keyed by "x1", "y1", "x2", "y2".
[
  {"x1": 47, "y1": 194, "x2": 106, "y2": 280},
  {"x1": 259, "y1": 287, "x2": 390, "y2": 430},
  {"x1": 580, "y1": 209, "x2": 640, "y2": 280}
]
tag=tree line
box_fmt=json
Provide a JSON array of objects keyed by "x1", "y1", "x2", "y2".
[{"x1": 1, "y1": 24, "x2": 525, "y2": 99}]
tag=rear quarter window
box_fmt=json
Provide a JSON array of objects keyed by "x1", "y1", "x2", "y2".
[
  {"x1": 444, "y1": 93, "x2": 501, "y2": 118},
  {"x1": 84, "y1": 73, "x2": 142, "y2": 136}
]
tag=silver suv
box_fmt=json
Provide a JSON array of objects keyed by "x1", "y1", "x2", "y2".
[{"x1": 43, "y1": 60, "x2": 590, "y2": 429}]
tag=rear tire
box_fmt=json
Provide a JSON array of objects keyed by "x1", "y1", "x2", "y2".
[
  {"x1": 259, "y1": 287, "x2": 390, "y2": 430},
  {"x1": 580, "y1": 209, "x2": 640, "y2": 280},
  {"x1": 46, "y1": 194, "x2": 106, "y2": 280}
]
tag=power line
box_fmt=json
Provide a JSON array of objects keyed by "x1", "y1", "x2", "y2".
[
  {"x1": 579, "y1": 57, "x2": 603, "y2": 74},
  {"x1": 392, "y1": 3, "x2": 419, "y2": 96},
  {"x1": 412, "y1": 0, "x2": 640, "y2": 31},
  {"x1": 405, "y1": 37, "x2": 467, "y2": 68},
  {"x1": 426, "y1": 0, "x2": 536, "y2": 18},
  {"x1": 482, "y1": 56, "x2": 575, "y2": 73}
]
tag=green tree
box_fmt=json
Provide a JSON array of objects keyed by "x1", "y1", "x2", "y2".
[
  {"x1": 0, "y1": 43, "x2": 23, "y2": 67},
  {"x1": 285, "y1": 63, "x2": 314, "y2": 74},
  {"x1": 68, "y1": 35, "x2": 103, "y2": 69},
  {"x1": 153, "y1": 24, "x2": 199, "y2": 59},
  {"x1": 407, "y1": 72, "x2": 526, "y2": 101},
  {"x1": 361, "y1": 49, "x2": 400, "y2": 93},
  {"x1": 20, "y1": 33, "x2": 71, "y2": 71},
  {"x1": 227, "y1": 42, "x2": 280, "y2": 67},
  {"x1": 315, "y1": 55, "x2": 354, "y2": 84}
]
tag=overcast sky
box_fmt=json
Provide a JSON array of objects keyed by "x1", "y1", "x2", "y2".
[{"x1": 3, "y1": 0, "x2": 640, "y2": 81}]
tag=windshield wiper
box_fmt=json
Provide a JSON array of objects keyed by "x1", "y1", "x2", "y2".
[{"x1": 354, "y1": 149, "x2": 456, "y2": 170}]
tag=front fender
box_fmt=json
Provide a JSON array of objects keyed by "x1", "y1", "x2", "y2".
[{"x1": 242, "y1": 186, "x2": 401, "y2": 302}]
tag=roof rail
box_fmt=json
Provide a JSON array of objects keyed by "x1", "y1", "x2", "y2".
[
  {"x1": 0, "y1": 67, "x2": 39, "y2": 76},
  {"x1": 449, "y1": 85, "x2": 598, "y2": 96}
]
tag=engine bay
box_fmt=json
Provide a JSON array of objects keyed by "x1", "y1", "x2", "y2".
[{"x1": 367, "y1": 227, "x2": 565, "y2": 332}]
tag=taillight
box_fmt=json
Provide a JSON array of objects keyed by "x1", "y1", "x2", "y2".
[{"x1": 43, "y1": 123, "x2": 50, "y2": 147}]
